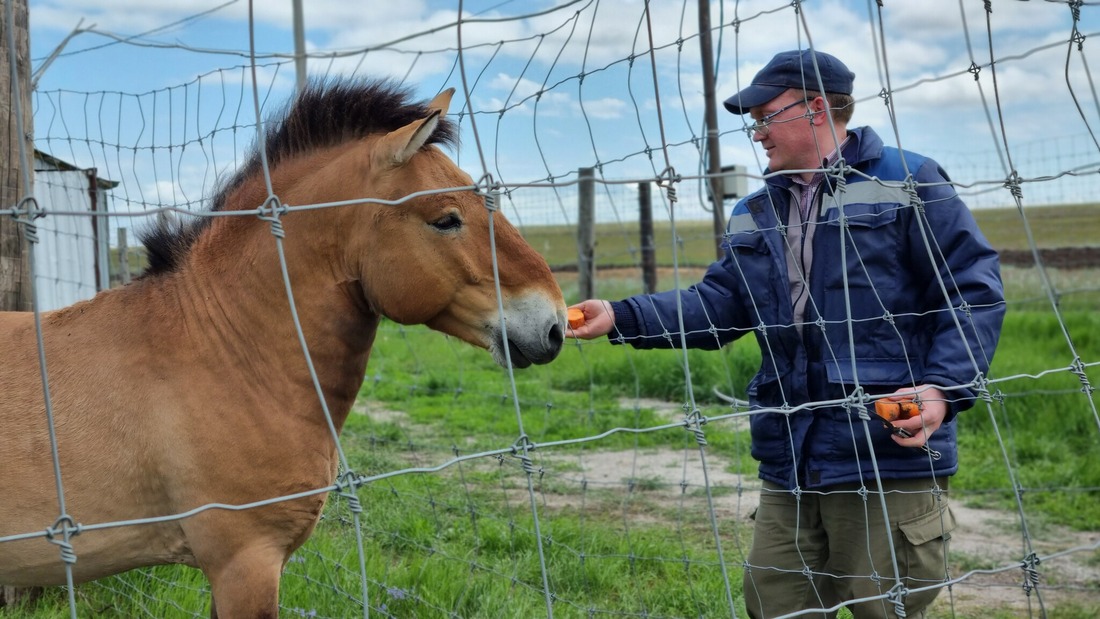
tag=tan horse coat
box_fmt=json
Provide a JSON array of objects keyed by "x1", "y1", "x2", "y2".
[{"x1": 0, "y1": 84, "x2": 565, "y2": 617}]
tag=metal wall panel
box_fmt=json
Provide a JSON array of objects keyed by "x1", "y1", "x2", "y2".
[{"x1": 32, "y1": 170, "x2": 99, "y2": 312}]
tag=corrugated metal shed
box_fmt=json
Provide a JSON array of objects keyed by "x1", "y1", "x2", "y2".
[{"x1": 32, "y1": 150, "x2": 118, "y2": 312}]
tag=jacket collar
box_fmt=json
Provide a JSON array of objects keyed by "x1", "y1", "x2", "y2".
[{"x1": 759, "y1": 126, "x2": 885, "y2": 196}]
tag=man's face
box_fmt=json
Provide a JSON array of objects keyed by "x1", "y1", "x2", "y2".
[{"x1": 748, "y1": 90, "x2": 821, "y2": 173}]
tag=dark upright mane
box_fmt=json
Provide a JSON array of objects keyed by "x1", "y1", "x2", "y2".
[{"x1": 140, "y1": 78, "x2": 459, "y2": 276}]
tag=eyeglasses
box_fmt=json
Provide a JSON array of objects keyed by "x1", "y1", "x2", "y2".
[{"x1": 745, "y1": 100, "x2": 809, "y2": 136}]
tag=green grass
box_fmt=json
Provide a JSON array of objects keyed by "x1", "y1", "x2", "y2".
[
  {"x1": 14, "y1": 301, "x2": 1095, "y2": 617},
  {"x1": 9, "y1": 204, "x2": 1100, "y2": 617},
  {"x1": 953, "y1": 310, "x2": 1100, "y2": 526}
]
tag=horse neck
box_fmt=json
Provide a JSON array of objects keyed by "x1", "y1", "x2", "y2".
[{"x1": 169, "y1": 181, "x2": 377, "y2": 431}]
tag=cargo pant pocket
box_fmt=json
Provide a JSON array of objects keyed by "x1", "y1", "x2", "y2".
[{"x1": 897, "y1": 504, "x2": 957, "y2": 613}]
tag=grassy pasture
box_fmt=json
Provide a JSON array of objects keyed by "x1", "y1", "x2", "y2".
[{"x1": 6, "y1": 205, "x2": 1099, "y2": 617}]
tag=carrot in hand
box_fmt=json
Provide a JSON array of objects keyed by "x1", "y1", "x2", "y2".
[
  {"x1": 873, "y1": 399, "x2": 920, "y2": 422},
  {"x1": 567, "y1": 308, "x2": 585, "y2": 329}
]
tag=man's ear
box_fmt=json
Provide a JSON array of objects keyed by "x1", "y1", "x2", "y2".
[{"x1": 811, "y1": 96, "x2": 830, "y2": 125}]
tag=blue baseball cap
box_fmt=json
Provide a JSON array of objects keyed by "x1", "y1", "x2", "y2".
[{"x1": 723, "y1": 49, "x2": 855, "y2": 115}]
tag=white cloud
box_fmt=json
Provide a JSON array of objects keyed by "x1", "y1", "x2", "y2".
[
  {"x1": 581, "y1": 96, "x2": 626, "y2": 120},
  {"x1": 26, "y1": 0, "x2": 1097, "y2": 207}
]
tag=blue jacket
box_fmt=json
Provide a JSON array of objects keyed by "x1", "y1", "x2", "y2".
[{"x1": 611, "y1": 127, "x2": 1005, "y2": 489}]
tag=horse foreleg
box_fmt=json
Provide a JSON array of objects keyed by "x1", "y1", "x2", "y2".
[{"x1": 205, "y1": 546, "x2": 284, "y2": 619}]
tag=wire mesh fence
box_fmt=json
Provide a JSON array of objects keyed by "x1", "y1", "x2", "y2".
[{"x1": 2, "y1": 1, "x2": 1099, "y2": 617}]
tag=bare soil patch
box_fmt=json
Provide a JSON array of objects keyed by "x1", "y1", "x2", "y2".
[
  {"x1": 355, "y1": 398, "x2": 1099, "y2": 616},
  {"x1": 540, "y1": 446, "x2": 1099, "y2": 617},
  {"x1": 997, "y1": 246, "x2": 1100, "y2": 269}
]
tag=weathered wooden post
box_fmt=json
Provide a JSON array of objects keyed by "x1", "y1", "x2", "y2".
[
  {"x1": 577, "y1": 167, "x2": 595, "y2": 300},
  {"x1": 698, "y1": 0, "x2": 726, "y2": 260},
  {"x1": 0, "y1": 0, "x2": 41, "y2": 607},
  {"x1": 0, "y1": 0, "x2": 31, "y2": 313},
  {"x1": 117, "y1": 227, "x2": 131, "y2": 286},
  {"x1": 638, "y1": 181, "x2": 657, "y2": 294}
]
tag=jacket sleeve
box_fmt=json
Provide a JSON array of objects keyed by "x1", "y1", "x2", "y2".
[
  {"x1": 609, "y1": 251, "x2": 757, "y2": 350},
  {"x1": 909, "y1": 158, "x2": 1006, "y2": 418}
]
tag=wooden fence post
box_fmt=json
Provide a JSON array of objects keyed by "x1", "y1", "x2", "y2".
[
  {"x1": 577, "y1": 167, "x2": 595, "y2": 300},
  {"x1": 0, "y1": 0, "x2": 32, "y2": 312},
  {"x1": 698, "y1": 0, "x2": 726, "y2": 260},
  {"x1": 0, "y1": 0, "x2": 43, "y2": 608},
  {"x1": 638, "y1": 181, "x2": 657, "y2": 294},
  {"x1": 117, "y1": 227, "x2": 130, "y2": 286}
]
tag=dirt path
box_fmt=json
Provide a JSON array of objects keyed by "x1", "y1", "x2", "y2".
[
  {"x1": 356, "y1": 399, "x2": 1099, "y2": 616},
  {"x1": 555, "y1": 445, "x2": 1100, "y2": 617}
]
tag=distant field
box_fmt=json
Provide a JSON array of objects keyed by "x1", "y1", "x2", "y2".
[
  {"x1": 971, "y1": 203, "x2": 1100, "y2": 250},
  {"x1": 519, "y1": 203, "x2": 1100, "y2": 270},
  {"x1": 110, "y1": 203, "x2": 1098, "y2": 284}
]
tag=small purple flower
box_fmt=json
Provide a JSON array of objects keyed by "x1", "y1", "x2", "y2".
[{"x1": 386, "y1": 586, "x2": 408, "y2": 600}]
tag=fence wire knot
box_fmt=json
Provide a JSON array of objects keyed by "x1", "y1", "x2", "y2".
[
  {"x1": 1021, "y1": 552, "x2": 1042, "y2": 594},
  {"x1": 14, "y1": 195, "x2": 42, "y2": 219},
  {"x1": 13, "y1": 196, "x2": 43, "y2": 244},
  {"x1": 657, "y1": 166, "x2": 680, "y2": 189},
  {"x1": 886, "y1": 582, "x2": 909, "y2": 618},
  {"x1": 514, "y1": 453, "x2": 538, "y2": 476},
  {"x1": 335, "y1": 470, "x2": 363, "y2": 514},
  {"x1": 46, "y1": 515, "x2": 81, "y2": 565},
  {"x1": 901, "y1": 177, "x2": 924, "y2": 213},
  {"x1": 1070, "y1": 28, "x2": 1085, "y2": 50},
  {"x1": 931, "y1": 482, "x2": 945, "y2": 499},
  {"x1": 972, "y1": 372, "x2": 993, "y2": 403},
  {"x1": 968, "y1": 62, "x2": 982, "y2": 81},
  {"x1": 475, "y1": 173, "x2": 502, "y2": 212},
  {"x1": 258, "y1": 195, "x2": 287, "y2": 239},
  {"x1": 1069, "y1": 356, "x2": 1095, "y2": 395},
  {"x1": 511, "y1": 434, "x2": 540, "y2": 476},
  {"x1": 848, "y1": 387, "x2": 870, "y2": 420},
  {"x1": 1003, "y1": 171, "x2": 1024, "y2": 201},
  {"x1": 21, "y1": 219, "x2": 39, "y2": 245},
  {"x1": 683, "y1": 409, "x2": 708, "y2": 446},
  {"x1": 824, "y1": 159, "x2": 849, "y2": 195}
]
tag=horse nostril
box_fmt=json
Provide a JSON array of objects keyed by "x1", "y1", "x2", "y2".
[{"x1": 548, "y1": 321, "x2": 564, "y2": 349}]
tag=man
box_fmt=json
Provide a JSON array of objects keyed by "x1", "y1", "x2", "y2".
[{"x1": 568, "y1": 49, "x2": 1005, "y2": 618}]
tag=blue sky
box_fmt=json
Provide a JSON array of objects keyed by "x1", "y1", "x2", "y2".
[{"x1": 26, "y1": 0, "x2": 1100, "y2": 227}]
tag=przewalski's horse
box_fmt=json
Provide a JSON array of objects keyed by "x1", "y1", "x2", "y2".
[{"x1": 0, "y1": 79, "x2": 566, "y2": 617}]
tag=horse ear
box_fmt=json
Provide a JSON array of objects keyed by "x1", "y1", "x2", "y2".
[
  {"x1": 375, "y1": 109, "x2": 441, "y2": 168},
  {"x1": 427, "y1": 88, "x2": 455, "y2": 117}
]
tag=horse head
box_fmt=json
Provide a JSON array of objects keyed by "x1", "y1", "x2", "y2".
[{"x1": 346, "y1": 88, "x2": 567, "y2": 368}]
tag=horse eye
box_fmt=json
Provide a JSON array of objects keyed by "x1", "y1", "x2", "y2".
[{"x1": 430, "y1": 213, "x2": 463, "y2": 232}]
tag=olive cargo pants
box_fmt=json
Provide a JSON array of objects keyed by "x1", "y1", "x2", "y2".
[{"x1": 743, "y1": 478, "x2": 956, "y2": 619}]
